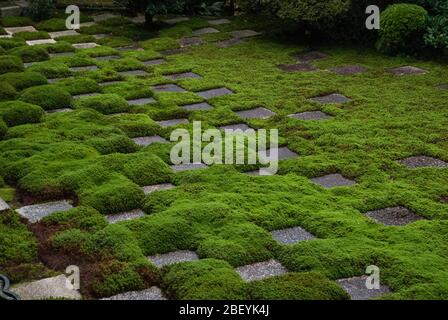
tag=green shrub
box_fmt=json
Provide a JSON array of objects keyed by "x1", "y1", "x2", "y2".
[
  {"x1": 14, "y1": 31, "x2": 50, "y2": 41},
  {"x1": 26, "y1": 0, "x2": 56, "y2": 21},
  {"x1": 277, "y1": 0, "x2": 351, "y2": 22},
  {"x1": 96, "y1": 36, "x2": 133, "y2": 48},
  {"x1": 19, "y1": 84, "x2": 72, "y2": 111},
  {"x1": 0, "y1": 101, "x2": 44, "y2": 126},
  {"x1": 377, "y1": 4, "x2": 429, "y2": 54},
  {"x1": 8, "y1": 45, "x2": 49, "y2": 62},
  {"x1": 0, "y1": 55, "x2": 23, "y2": 75},
  {"x1": 425, "y1": 15, "x2": 448, "y2": 50},
  {"x1": 0, "y1": 119, "x2": 7, "y2": 139},
  {"x1": 0, "y1": 71, "x2": 47, "y2": 90},
  {"x1": 74, "y1": 94, "x2": 129, "y2": 115},
  {"x1": 0, "y1": 16, "x2": 33, "y2": 27},
  {"x1": 0, "y1": 81, "x2": 17, "y2": 101}
]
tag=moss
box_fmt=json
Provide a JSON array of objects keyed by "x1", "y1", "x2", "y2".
[
  {"x1": 96, "y1": 36, "x2": 133, "y2": 48},
  {"x1": 0, "y1": 71, "x2": 47, "y2": 90},
  {"x1": 0, "y1": 55, "x2": 24, "y2": 74},
  {"x1": 86, "y1": 135, "x2": 139, "y2": 155},
  {"x1": 112, "y1": 114, "x2": 159, "y2": 138},
  {"x1": 0, "y1": 38, "x2": 26, "y2": 50},
  {"x1": 140, "y1": 37, "x2": 180, "y2": 51},
  {"x1": 55, "y1": 77, "x2": 100, "y2": 95},
  {"x1": 0, "y1": 81, "x2": 17, "y2": 101},
  {"x1": 0, "y1": 16, "x2": 33, "y2": 27},
  {"x1": 0, "y1": 119, "x2": 7, "y2": 139},
  {"x1": 19, "y1": 84, "x2": 72, "y2": 111},
  {"x1": 122, "y1": 152, "x2": 172, "y2": 186},
  {"x1": 14, "y1": 31, "x2": 50, "y2": 41},
  {"x1": 27, "y1": 60, "x2": 72, "y2": 78},
  {"x1": 36, "y1": 18, "x2": 66, "y2": 32},
  {"x1": 0, "y1": 101, "x2": 44, "y2": 126},
  {"x1": 74, "y1": 94, "x2": 129, "y2": 115},
  {"x1": 8, "y1": 45, "x2": 49, "y2": 63},
  {"x1": 57, "y1": 34, "x2": 96, "y2": 44}
]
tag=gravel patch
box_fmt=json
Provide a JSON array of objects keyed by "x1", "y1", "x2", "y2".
[
  {"x1": 365, "y1": 206, "x2": 425, "y2": 226},
  {"x1": 171, "y1": 163, "x2": 208, "y2": 172},
  {"x1": 143, "y1": 183, "x2": 175, "y2": 195},
  {"x1": 386, "y1": 66, "x2": 427, "y2": 75},
  {"x1": 157, "y1": 118, "x2": 189, "y2": 127},
  {"x1": 236, "y1": 259, "x2": 287, "y2": 282},
  {"x1": 311, "y1": 174, "x2": 356, "y2": 188},
  {"x1": 278, "y1": 63, "x2": 317, "y2": 72},
  {"x1": 127, "y1": 97, "x2": 156, "y2": 105},
  {"x1": 16, "y1": 200, "x2": 73, "y2": 223},
  {"x1": 106, "y1": 209, "x2": 145, "y2": 224},
  {"x1": 288, "y1": 111, "x2": 332, "y2": 120},
  {"x1": 152, "y1": 84, "x2": 186, "y2": 93},
  {"x1": 311, "y1": 93, "x2": 351, "y2": 104},
  {"x1": 337, "y1": 276, "x2": 391, "y2": 300},
  {"x1": 271, "y1": 227, "x2": 315, "y2": 244},
  {"x1": 330, "y1": 65, "x2": 368, "y2": 75},
  {"x1": 181, "y1": 102, "x2": 213, "y2": 111},
  {"x1": 197, "y1": 87, "x2": 233, "y2": 100},
  {"x1": 397, "y1": 156, "x2": 448, "y2": 168},
  {"x1": 133, "y1": 135, "x2": 168, "y2": 146},
  {"x1": 11, "y1": 275, "x2": 81, "y2": 300},
  {"x1": 102, "y1": 287, "x2": 167, "y2": 300},
  {"x1": 148, "y1": 250, "x2": 199, "y2": 268},
  {"x1": 165, "y1": 72, "x2": 202, "y2": 80},
  {"x1": 236, "y1": 107, "x2": 276, "y2": 119}
]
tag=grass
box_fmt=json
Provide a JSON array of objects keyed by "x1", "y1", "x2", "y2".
[{"x1": 0, "y1": 13, "x2": 447, "y2": 300}]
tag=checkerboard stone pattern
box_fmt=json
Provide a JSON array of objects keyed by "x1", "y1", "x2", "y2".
[
  {"x1": 219, "y1": 123, "x2": 251, "y2": 131},
  {"x1": 364, "y1": 207, "x2": 424, "y2": 226},
  {"x1": 143, "y1": 183, "x2": 175, "y2": 195},
  {"x1": 16, "y1": 200, "x2": 73, "y2": 223},
  {"x1": 70, "y1": 65, "x2": 98, "y2": 72},
  {"x1": 258, "y1": 147, "x2": 298, "y2": 162},
  {"x1": 181, "y1": 102, "x2": 213, "y2": 111},
  {"x1": 102, "y1": 287, "x2": 167, "y2": 300},
  {"x1": 311, "y1": 174, "x2": 356, "y2": 188},
  {"x1": 271, "y1": 227, "x2": 315, "y2": 245},
  {"x1": 152, "y1": 84, "x2": 186, "y2": 93},
  {"x1": 387, "y1": 66, "x2": 427, "y2": 75},
  {"x1": 236, "y1": 259, "x2": 287, "y2": 282},
  {"x1": 119, "y1": 70, "x2": 148, "y2": 77},
  {"x1": 142, "y1": 58, "x2": 166, "y2": 66},
  {"x1": 11, "y1": 275, "x2": 82, "y2": 300},
  {"x1": 148, "y1": 250, "x2": 199, "y2": 268},
  {"x1": 106, "y1": 209, "x2": 146, "y2": 224},
  {"x1": 133, "y1": 135, "x2": 168, "y2": 146},
  {"x1": 337, "y1": 276, "x2": 391, "y2": 300},
  {"x1": 398, "y1": 156, "x2": 448, "y2": 168},
  {"x1": 165, "y1": 72, "x2": 201, "y2": 80},
  {"x1": 127, "y1": 97, "x2": 156, "y2": 106}
]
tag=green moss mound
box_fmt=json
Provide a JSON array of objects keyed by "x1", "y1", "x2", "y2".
[
  {"x1": 0, "y1": 81, "x2": 17, "y2": 101},
  {"x1": 0, "y1": 55, "x2": 24, "y2": 74},
  {"x1": 8, "y1": 45, "x2": 50, "y2": 63},
  {"x1": 19, "y1": 85, "x2": 72, "y2": 111},
  {"x1": 74, "y1": 94, "x2": 129, "y2": 115},
  {"x1": 0, "y1": 101, "x2": 44, "y2": 126},
  {"x1": 0, "y1": 71, "x2": 47, "y2": 90}
]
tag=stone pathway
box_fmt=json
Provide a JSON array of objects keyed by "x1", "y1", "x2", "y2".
[
  {"x1": 236, "y1": 107, "x2": 276, "y2": 119},
  {"x1": 181, "y1": 102, "x2": 213, "y2": 111},
  {"x1": 106, "y1": 209, "x2": 146, "y2": 224},
  {"x1": 398, "y1": 156, "x2": 448, "y2": 168},
  {"x1": 102, "y1": 286, "x2": 167, "y2": 300},
  {"x1": 4, "y1": 26, "x2": 36, "y2": 34},
  {"x1": 288, "y1": 111, "x2": 331, "y2": 120},
  {"x1": 165, "y1": 72, "x2": 201, "y2": 80},
  {"x1": 171, "y1": 163, "x2": 208, "y2": 172},
  {"x1": 235, "y1": 259, "x2": 287, "y2": 282},
  {"x1": 157, "y1": 118, "x2": 189, "y2": 127},
  {"x1": 311, "y1": 174, "x2": 356, "y2": 188},
  {"x1": 311, "y1": 93, "x2": 351, "y2": 104},
  {"x1": 192, "y1": 27, "x2": 220, "y2": 36},
  {"x1": 365, "y1": 207, "x2": 424, "y2": 226},
  {"x1": 197, "y1": 87, "x2": 233, "y2": 99},
  {"x1": 133, "y1": 135, "x2": 168, "y2": 146},
  {"x1": 330, "y1": 65, "x2": 367, "y2": 75},
  {"x1": 16, "y1": 200, "x2": 73, "y2": 223},
  {"x1": 143, "y1": 183, "x2": 175, "y2": 195},
  {"x1": 337, "y1": 276, "x2": 391, "y2": 300},
  {"x1": 11, "y1": 275, "x2": 81, "y2": 300},
  {"x1": 69, "y1": 65, "x2": 98, "y2": 72},
  {"x1": 229, "y1": 30, "x2": 261, "y2": 39},
  {"x1": 387, "y1": 66, "x2": 427, "y2": 75},
  {"x1": 26, "y1": 39, "x2": 56, "y2": 46},
  {"x1": 271, "y1": 226, "x2": 315, "y2": 245},
  {"x1": 127, "y1": 97, "x2": 156, "y2": 106},
  {"x1": 142, "y1": 58, "x2": 166, "y2": 66},
  {"x1": 0, "y1": 197, "x2": 10, "y2": 212},
  {"x1": 148, "y1": 250, "x2": 199, "y2": 268},
  {"x1": 152, "y1": 84, "x2": 186, "y2": 93},
  {"x1": 216, "y1": 38, "x2": 245, "y2": 48}
]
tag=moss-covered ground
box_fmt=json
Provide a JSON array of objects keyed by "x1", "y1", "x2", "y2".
[{"x1": 0, "y1": 11, "x2": 447, "y2": 300}]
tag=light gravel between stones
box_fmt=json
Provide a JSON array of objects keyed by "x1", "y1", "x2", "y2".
[
  {"x1": 11, "y1": 275, "x2": 81, "y2": 300},
  {"x1": 337, "y1": 276, "x2": 391, "y2": 300},
  {"x1": 364, "y1": 206, "x2": 425, "y2": 226},
  {"x1": 143, "y1": 183, "x2": 176, "y2": 195},
  {"x1": 271, "y1": 226, "x2": 316, "y2": 244},
  {"x1": 148, "y1": 250, "x2": 199, "y2": 268},
  {"x1": 106, "y1": 209, "x2": 146, "y2": 224},
  {"x1": 16, "y1": 200, "x2": 73, "y2": 223},
  {"x1": 235, "y1": 259, "x2": 287, "y2": 282},
  {"x1": 102, "y1": 287, "x2": 167, "y2": 300}
]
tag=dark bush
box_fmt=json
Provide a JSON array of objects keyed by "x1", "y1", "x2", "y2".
[
  {"x1": 19, "y1": 85, "x2": 72, "y2": 111},
  {"x1": 0, "y1": 82, "x2": 17, "y2": 101},
  {"x1": 0, "y1": 119, "x2": 7, "y2": 139},
  {"x1": 8, "y1": 45, "x2": 49, "y2": 63},
  {"x1": 0, "y1": 71, "x2": 47, "y2": 90},
  {"x1": 0, "y1": 101, "x2": 44, "y2": 126},
  {"x1": 0, "y1": 55, "x2": 24, "y2": 75},
  {"x1": 26, "y1": 0, "x2": 56, "y2": 21}
]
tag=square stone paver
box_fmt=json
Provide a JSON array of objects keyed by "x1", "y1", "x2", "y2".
[
  {"x1": 143, "y1": 183, "x2": 175, "y2": 195},
  {"x1": 26, "y1": 39, "x2": 56, "y2": 46},
  {"x1": 230, "y1": 29, "x2": 261, "y2": 39},
  {"x1": 95, "y1": 55, "x2": 121, "y2": 61},
  {"x1": 72, "y1": 43, "x2": 98, "y2": 49},
  {"x1": 236, "y1": 259, "x2": 287, "y2": 282},
  {"x1": 11, "y1": 275, "x2": 82, "y2": 300},
  {"x1": 4, "y1": 26, "x2": 37, "y2": 34},
  {"x1": 179, "y1": 37, "x2": 205, "y2": 47},
  {"x1": 152, "y1": 84, "x2": 186, "y2": 93},
  {"x1": 46, "y1": 108, "x2": 73, "y2": 114},
  {"x1": 16, "y1": 200, "x2": 73, "y2": 223},
  {"x1": 192, "y1": 27, "x2": 220, "y2": 36},
  {"x1": 311, "y1": 174, "x2": 356, "y2": 188},
  {"x1": 48, "y1": 30, "x2": 79, "y2": 39},
  {"x1": 160, "y1": 48, "x2": 188, "y2": 56},
  {"x1": 69, "y1": 65, "x2": 98, "y2": 72},
  {"x1": 209, "y1": 18, "x2": 231, "y2": 25},
  {"x1": 236, "y1": 107, "x2": 276, "y2": 119},
  {"x1": 387, "y1": 66, "x2": 427, "y2": 76},
  {"x1": 259, "y1": 147, "x2": 298, "y2": 162},
  {"x1": 72, "y1": 93, "x2": 101, "y2": 99},
  {"x1": 116, "y1": 44, "x2": 143, "y2": 52},
  {"x1": 311, "y1": 93, "x2": 351, "y2": 104},
  {"x1": 288, "y1": 111, "x2": 332, "y2": 120},
  {"x1": 157, "y1": 118, "x2": 189, "y2": 127},
  {"x1": 164, "y1": 72, "x2": 202, "y2": 80},
  {"x1": 99, "y1": 80, "x2": 123, "y2": 87},
  {"x1": 47, "y1": 77, "x2": 72, "y2": 84},
  {"x1": 330, "y1": 65, "x2": 368, "y2": 75},
  {"x1": 436, "y1": 84, "x2": 448, "y2": 90},
  {"x1": 142, "y1": 58, "x2": 166, "y2": 66},
  {"x1": 219, "y1": 123, "x2": 251, "y2": 131},
  {"x1": 164, "y1": 17, "x2": 190, "y2": 25},
  {"x1": 278, "y1": 63, "x2": 317, "y2": 72},
  {"x1": 171, "y1": 163, "x2": 208, "y2": 172},
  {"x1": 181, "y1": 102, "x2": 213, "y2": 111},
  {"x1": 127, "y1": 97, "x2": 156, "y2": 106},
  {"x1": 197, "y1": 87, "x2": 233, "y2": 100},
  {"x1": 217, "y1": 38, "x2": 245, "y2": 48},
  {"x1": 118, "y1": 70, "x2": 148, "y2": 77},
  {"x1": 271, "y1": 226, "x2": 315, "y2": 245},
  {"x1": 337, "y1": 276, "x2": 391, "y2": 300},
  {"x1": 49, "y1": 52, "x2": 75, "y2": 58},
  {"x1": 106, "y1": 209, "x2": 145, "y2": 224},
  {"x1": 364, "y1": 206, "x2": 425, "y2": 226},
  {"x1": 148, "y1": 250, "x2": 199, "y2": 268},
  {"x1": 397, "y1": 156, "x2": 448, "y2": 168},
  {"x1": 293, "y1": 51, "x2": 328, "y2": 62},
  {"x1": 102, "y1": 287, "x2": 167, "y2": 300},
  {"x1": 0, "y1": 197, "x2": 10, "y2": 212},
  {"x1": 132, "y1": 135, "x2": 168, "y2": 146}
]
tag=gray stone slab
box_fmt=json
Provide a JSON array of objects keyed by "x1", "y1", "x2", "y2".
[
  {"x1": 99, "y1": 80, "x2": 123, "y2": 87},
  {"x1": 171, "y1": 163, "x2": 208, "y2": 172},
  {"x1": 236, "y1": 107, "x2": 276, "y2": 119},
  {"x1": 16, "y1": 200, "x2": 73, "y2": 223},
  {"x1": 216, "y1": 38, "x2": 245, "y2": 48},
  {"x1": 118, "y1": 70, "x2": 148, "y2": 77},
  {"x1": 93, "y1": 13, "x2": 120, "y2": 22},
  {"x1": 387, "y1": 66, "x2": 427, "y2": 75},
  {"x1": 69, "y1": 65, "x2": 98, "y2": 72},
  {"x1": 229, "y1": 29, "x2": 262, "y2": 39},
  {"x1": 271, "y1": 227, "x2": 315, "y2": 245},
  {"x1": 330, "y1": 65, "x2": 368, "y2": 75},
  {"x1": 197, "y1": 87, "x2": 233, "y2": 100},
  {"x1": 365, "y1": 206, "x2": 424, "y2": 226},
  {"x1": 278, "y1": 63, "x2": 317, "y2": 72},
  {"x1": 311, "y1": 93, "x2": 351, "y2": 104},
  {"x1": 106, "y1": 209, "x2": 145, "y2": 224},
  {"x1": 148, "y1": 250, "x2": 199, "y2": 268},
  {"x1": 160, "y1": 48, "x2": 188, "y2": 56},
  {"x1": 116, "y1": 45, "x2": 143, "y2": 52},
  {"x1": 293, "y1": 51, "x2": 328, "y2": 62},
  {"x1": 143, "y1": 183, "x2": 175, "y2": 195},
  {"x1": 288, "y1": 111, "x2": 331, "y2": 120},
  {"x1": 49, "y1": 30, "x2": 79, "y2": 39},
  {"x1": 0, "y1": 197, "x2": 10, "y2": 212},
  {"x1": 259, "y1": 147, "x2": 298, "y2": 162},
  {"x1": 219, "y1": 123, "x2": 251, "y2": 131},
  {"x1": 236, "y1": 259, "x2": 287, "y2": 282},
  {"x1": 142, "y1": 58, "x2": 166, "y2": 66},
  {"x1": 181, "y1": 102, "x2": 213, "y2": 111},
  {"x1": 208, "y1": 18, "x2": 231, "y2": 25},
  {"x1": 133, "y1": 135, "x2": 168, "y2": 146},
  {"x1": 179, "y1": 37, "x2": 205, "y2": 47},
  {"x1": 127, "y1": 97, "x2": 156, "y2": 106},
  {"x1": 4, "y1": 26, "x2": 36, "y2": 34},
  {"x1": 47, "y1": 77, "x2": 72, "y2": 84},
  {"x1": 337, "y1": 276, "x2": 391, "y2": 300},
  {"x1": 245, "y1": 168, "x2": 273, "y2": 176},
  {"x1": 164, "y1": 72, "x2": 201, "y2": 80},
  {"x1": 24, "y1": 62, "x2": 38, "y2": 68},
  {"x1": 49, "y1": 52, "x2": 75, "y2": 58},
  {"x1": 164, "y1": 17, "x2": 190, "y2": 25},
  {"x1": 398, "y1": 156, "x2": 448, "y2": 168},
  {"x1": 95, "y1": 55, "x2": 121, "y2": 61},
  {"x1": 73, "y1": 93, "x2": 101, "y2": 99},
  {"x1": 157, "y1": 118, "x2": 189, "y2": 127},
  {"x1": 26, "y1": 39, "x2": 56, "y2": 46},
  {"x1": 102, "y1": 287, "x2": 167, "y2": 300},
  {"x1": 11, "y1": 275, "x2": 82, "y2": 300},
  {"x1": 436, "y1": 84, "x2": 448, "y2": 90},
  {"x1": 72, "y1": 43, "x2": 98, "y2": 49},
  {"x1": 46, "y1": 108, "x2": 73, "y2": 114},
  {"x1": 192, "y1": 27, "x2": 220, "y2": 36},
  {"x1": 311, "y1": 174, "x2": 356, "y2": 188},
  {"x1": 152, "y1": 84, "x2": 186, "y2": 93}
]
